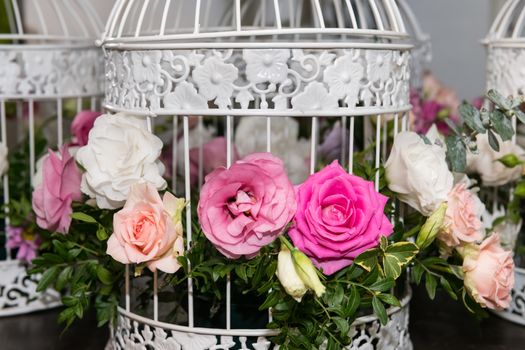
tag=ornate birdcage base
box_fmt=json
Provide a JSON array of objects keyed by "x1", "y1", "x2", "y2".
[
  {"x1": 0, "y1": 260, "x2": 61, "y2": 317},
  {"x1": 493, "y1": 267, "x2": 525, "y2": 326},
  {"x1": 106, "y1": 289, "x2": 412, "y2": 350}
]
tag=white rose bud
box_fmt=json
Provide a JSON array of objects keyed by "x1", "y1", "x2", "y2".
[
  {"x1": 276, "y1": 246, "x2": 308, "y2": 302},
  {"x1": 385, "y1": 132, "x2": 453, "y2": 216},
  {"x1": 291, "y1": 249, "x2": 326, "y2": 298}
]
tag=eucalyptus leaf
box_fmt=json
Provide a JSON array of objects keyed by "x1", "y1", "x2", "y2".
[
  {"x1": 445, "y1": 136, "x2": 467, "y2": 172},
  {"x1": 487, "y1": 129, "x2": 500, "y2": 152},
  {"x1": 460, "y1": 102, "x2": 485, "y2": 134},
  {"x1": 490, "y1": 109, "x2": 514, "y2": 141},
  {"x1": 487, "y1": 89, "x2": 512, "y2": 110}
]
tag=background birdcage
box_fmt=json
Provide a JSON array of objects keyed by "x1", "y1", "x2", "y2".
[
  {"x1": 484, "y1": 0, "x2": 525, "y2": 326},
  {"x1": 101, "y1": 1, "x2": 415, "y2": 349},
  {"x1": 0, "y1": 0, "x2": 108, "y2": 316},
  {"x1": 398, "y1": 0, "x2": 431, "y2": 90}
]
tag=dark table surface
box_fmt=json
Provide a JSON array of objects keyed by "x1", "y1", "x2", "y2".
[{"x1": 1, "y1": 284, "x2": 524, "y2": 350}]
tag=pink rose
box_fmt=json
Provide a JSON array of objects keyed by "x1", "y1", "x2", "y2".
[
  {"x1": 462, "y1": 234, "x2": 515, "y2": 310},
  {"x1": 32, "y1": 146, "x2": 82, "y2": 234},
  {"x1": 288, "y1": 161, "x2": 393, "y2": 275},
  {"x1": 107, "y1": 183, "x2": 185, "y2": 273},
  {"x1": 71, "y1": 111, "x2": 101, "y2": 146},
  {"x1": 438, "y1": 183, "x2": 484, "y2": 248},
  {"x1": 198, "y1": 152, "x2": 296, "y2": 259}
]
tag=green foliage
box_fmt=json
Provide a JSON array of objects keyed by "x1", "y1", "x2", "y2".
[
  {"x1": 445, "y1": 90, "x2": 524, "y2": 172},
  {"x1": 29, "y1": 203, "x2": 123, "y2": 329}
]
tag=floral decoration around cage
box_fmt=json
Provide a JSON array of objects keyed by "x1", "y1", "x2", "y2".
[
  {"x1": 483, "y1": 0, "x2": 525, "y2": 326},
  {"x1": 22, "y1": 1, "x2": 520, "y2": 350},
  {"x1": 0, "y1": 0, "x2": 110, "y2": 316}
]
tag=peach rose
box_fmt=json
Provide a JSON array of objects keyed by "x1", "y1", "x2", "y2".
[
  {"x1": 438, "y1": 183, "x2": 484, "y2": 248},
  {"x1": 106, "y1": 183, "x2": 185, "y2": 273},
  {"x1": 462, "y1": 234, "x2": 515, "y2": 310}
]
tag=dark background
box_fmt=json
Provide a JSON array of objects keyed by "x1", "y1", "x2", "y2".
[{"x1": 1, "y1": 284, "x2": 524, "y2": 350}]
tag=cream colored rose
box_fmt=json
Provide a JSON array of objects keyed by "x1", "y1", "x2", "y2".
[
  {"x1": 76, "y1": 113, "x2": 166, "y2": 209},
  {"x1": 467, "y1": 133, "x2": 525, "y2": 187},
  {"x1": 385, "y1": 132, "x2": 454, "y2": 216}
]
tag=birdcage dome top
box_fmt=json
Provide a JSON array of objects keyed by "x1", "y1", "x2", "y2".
[
  {"x1": 101, "y1": 0, "x2": 410, "y2": 50},
  {"x1": 485, "y1": 0, "x2": 525, "y2": 46},
  {"x1": 0, "y1": 0, "x2": 105, "y2": 48}
]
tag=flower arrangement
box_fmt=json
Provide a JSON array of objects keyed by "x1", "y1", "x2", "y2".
[{"x1": 14, "y1": 90, "x2": 523, "y2": 348}]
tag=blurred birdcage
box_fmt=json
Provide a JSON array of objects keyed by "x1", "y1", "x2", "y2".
[
  {"x1": 101, "y1": 1, "x2": 414, "y2": 349},
  {"x1": 0, "y1": 0, "x2": 108, "y2": 316},
  {"x1": 484, "y1": 0, "x2": 525, "y2": 327}
]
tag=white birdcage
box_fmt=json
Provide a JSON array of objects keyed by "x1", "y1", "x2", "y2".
[
  {"x1": 0, "y1": 0, "x2": 107, "y2": 316},
  {"x1": 397, "y1": 0, "x2": 431, "y2": 89},
  {"x1": 101, "y1": 1, "x2": 413, "y2": 349},
  {"x1": 484, "y1": 0, "x2": 525, "y2": 326}
]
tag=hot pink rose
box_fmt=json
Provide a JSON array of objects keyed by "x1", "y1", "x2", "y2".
[
  {"x1": 32, "y1": 146, "x2": 82, "y2": 234},
  {"x1": 71, "y1": 110, "x2": 101, "y2": 146},
  {"x1": 106, "y1": 182, "x2": 185, "y2": 273},
  {"x1": 198, "y1": 152, "x2": 296, "y2": 259},
  {"x1": 462, "y1": 234, "x2": 515, "y2": 310},
  {"x1": 289, "y1": 161, "x2": 393, "y2": 275},
  {"x1": 438, "y1": 183, "x2": 484, "y2": 248}
]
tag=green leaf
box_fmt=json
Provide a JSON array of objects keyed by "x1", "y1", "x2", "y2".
[
  {"x1": 440, "y1": 277, "x2": 458, "y2": 301},
  {"x1": 332, "y1": 317, "x2": 350, "y2": 336},
  {"x1": 370, "y1": 277, "x2": 395, "y2": 292},
  {"x1": 487, "y1": 129, "x2": 500, "y2": 152},
  {"x1": 377, "y1": 293, "x2": 401, "y2": 307},
  {"x1": 259, "y1": 291, "x2": 281, "y2": 310},
  {"x1": 96, "y1": 225, "x2": 108, "y2": 241},
  {"x1": 235, "y1": 265, "x2": 248, "y2": 283},
  {"x1": 425, "y1": 273, "x2": 438, "y2": 300},
  {"x1": 37, "y1": 266, "x2": 59, "y2": 292},
  {"x1": 487, "y1": 89, "x2": 512, "y2": 110},
  {"x1": 372, "y1": 296, "x2": 388, "y2": 325},
  {"x1": 490, "y1": 109, "x2": 514, "y2": 141},
  {"x1": 412, "y1": 264, "x2": 424, "y2": 285},
  {"x1": 71, "y1": 212, "x2": 98, "y2": 224},
  {"x1": 383, "y1": 242, "x2": 419, "y2": 279},
  {"x1": 498, "y1": 153, "x2": 523, "y2": 168},
  {"x1": 55, "y1": 266, "x2": 73, "y2": 291},
  {"x1": 96, "y1": 266, "x2": 114, "y2": 285},
  {"x1": 460, "y1": 102, "x2": 485, "y2": 134},
  {"x1": 343, "y1": 285, "x2": 360, "y2": 317},
  {"x1": 354, "y1": 248, "x2": 379, "y2": 272},
  {"x1": 445, "y1": 136, "x2": 467, "y2": 172}
]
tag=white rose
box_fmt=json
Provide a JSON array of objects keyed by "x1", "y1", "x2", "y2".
[
  {"x1": 235, "y1": 117, "x2": 310, "y2": 184},
  {"x1": 0, "y1": 142, "x2": 8, "y2": 177},
  {"x1": 76, "y1": 113, "x2": 166, "y2": 209},
  {"x1": 385, "y1": 131, "x2": 454, "y2": 216},
  {"x1": 467, "y1": 133, "x2": 525, "y2": 187}
]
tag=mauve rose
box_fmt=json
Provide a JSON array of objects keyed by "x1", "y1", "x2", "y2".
[
  {"x1": 107, "y1": 182, "x2": 185, "y2": 273},
  {"x1": 71, "y1": 111, "x2": 101, "y2": 146},
  {"x1": 438, "y1": 183, "x2": 485, "y2": 248},
  {"x1": 32, "y1": 146, "x2": 82, "y2": 234},
  {"x1": 6, "y1": 226, "x2": 40, "y2": 262},
  {"x1": 288, "y1": 161, "x2": 393, "y2": 275},
  {"x1": 318, "y1": 121, "x2": 348, "y2": 163},
  {"x1": 462, "y1": 234, "x2": 515, "y2": 310},
  {"x1": 198, "y1": 153, "x2": 296, "y2": 259},
  {"x1": 188, "y1": 137, "x2": 239, "y2": 185}
]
